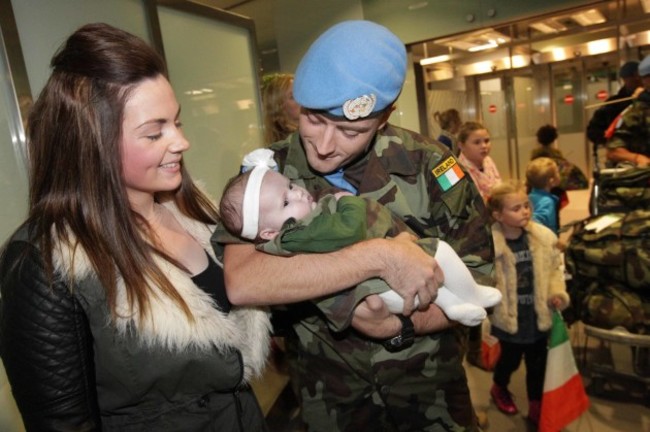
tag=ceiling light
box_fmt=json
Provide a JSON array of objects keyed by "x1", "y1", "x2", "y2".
[
  {"x1": 530, "y1": 19, "x2": 567, "y2": 34},
  {"x1": 572, "y1": 9, "x2": 606, "y2": 26},
  {"x1": 420, "y1": 54, "x2": 450, "y2": 65},
  {"x1": 586, "y1": 38, "x2": 615, "y2": 55},
  {"x1": 468, "y1": 41, "x2": 498, "y2": 52}
]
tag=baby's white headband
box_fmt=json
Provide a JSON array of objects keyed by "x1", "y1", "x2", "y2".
[{"x1": 240, "y1": 149, "x2": 278, "y2": 240}]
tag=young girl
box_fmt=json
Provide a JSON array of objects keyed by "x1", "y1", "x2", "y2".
[
  {"x1": 486, "y1": 181, "x2": 570, "y2": 426},
  {"x1": 457, "y1": 121, "x2": 502, "y2": 201}
]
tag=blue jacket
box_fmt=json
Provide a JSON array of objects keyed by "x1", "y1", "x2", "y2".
[{"x1": 529, "y1": 188, "x2": 559, "y2": 235}]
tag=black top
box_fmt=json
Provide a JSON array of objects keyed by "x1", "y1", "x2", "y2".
[{"x1": 191, "y1": 253, "x2": 231, "y2": 313}]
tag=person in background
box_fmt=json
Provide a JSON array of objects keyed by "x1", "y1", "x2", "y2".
[
  {"x1": 457, "y1": 121, "x2": 502, "y2": 372},
  {"x1": 261, "y1": 73, "x2": 301, "y2": 144},
  {"x1": 486, "y1": 181, "x2": 570, "y2": 427},
  {"x1": 214, "y1": 20, "x2": 494, "y2": 431},
  {"x1": 532, "y1": 124, "x2": 563, "y2": 160},
  {"x1": 532, "y1": 124, "x2": 588, "y2": 193},
  {"x1": 606, "y1": 55, "x2": 650, "y2": 167},
  {"x1": 0, "y1": 23, "x2": 271, "y2": 431},
  {"x1": 526, "y1": 157, "x2": 563, "y2": 239},
  {"x1": 457, "y1": 121, "x2": 502, "y2": 201},
  {"x1": 434, "y1": 108, "x2": 462, "y2": 154},
  {"x1": 587, "y1": 61, "x2": 642, "y2": 148}
]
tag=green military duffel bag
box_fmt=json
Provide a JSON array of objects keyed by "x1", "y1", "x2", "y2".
[
  {"x1": 594, "y1": 167, "x2": 650, "y2": 213},
  {"x1": 580, "y1": 280, "x2": 649, "y2": 333},
  {"x1": 565, "y1": 209, "x2": 650, "y2": 291}
]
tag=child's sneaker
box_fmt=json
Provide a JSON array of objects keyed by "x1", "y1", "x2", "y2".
[
  {"x1": 490, "y1": 384, "x2": 518, "y2": 415},
  {"x1": 527, "y1": 400, "x2": 541, "y2": 425}
]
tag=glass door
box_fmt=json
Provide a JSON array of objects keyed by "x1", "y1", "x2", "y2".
[
  {"x1": 150, "y1": 0, "x2": 264, "y2": 200},
  {"x1": 511, "y1": 66, "x2": 552, "y2": 180},
  {"x1": 551, "y1": 59, "x2": 590, "y2": 178},
  {"x1": 477, "y1": 75, "x2": 513, "y2": 179}
]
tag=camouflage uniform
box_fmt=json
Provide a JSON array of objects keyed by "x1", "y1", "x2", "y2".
[
  {"x1": 607, "y1": 90, "x2": 650, "y2": 158},
  {"x1": 268, "y1": 125, "x2": 493, "y2": 431}
]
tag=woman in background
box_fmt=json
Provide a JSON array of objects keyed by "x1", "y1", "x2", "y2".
[
  {"x1": 434, "y1": 108, "x2": 462, "y2": 154},
  {"x1": 0, "y1": 23, "x2": 270, "y2": 431},
  {"x1": 261, "y1": 73, "x2": 301, "y2": 143}
]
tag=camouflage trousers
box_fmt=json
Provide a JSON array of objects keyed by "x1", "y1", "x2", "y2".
[{"x1": 285, "y1": 319, "x2": 478, "y2": 432}]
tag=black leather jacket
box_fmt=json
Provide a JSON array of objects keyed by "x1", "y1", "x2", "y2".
[
  {"x1": 0, "y1": 232, "x2": 100, "y2": 431},
  {"x1": 1, "y1": 223, "x2": 269, "y2": 432}
]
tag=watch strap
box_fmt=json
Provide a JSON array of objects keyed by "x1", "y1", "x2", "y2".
[{"x1": 382, "y1": 314, "x2": 415, "y2": 352}]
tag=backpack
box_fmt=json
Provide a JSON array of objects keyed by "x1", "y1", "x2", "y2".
[
  {"x1": 594, "y1": 167, "x2": 650, "y2": 213},
  {"x1": 565, "y1": 209, "x2": 650, "y2": 291},
  {"x1": 579, "y1": 280, "x2": 649, "y2": 334}
]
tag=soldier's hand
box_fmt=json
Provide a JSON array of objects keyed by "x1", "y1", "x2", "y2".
[
  {"x1": 379, "y1": 232, "x2": 443, "y2": 315},
  {"x1": 351, "y1": 295, "x2": 402, "y2": 339},
  {"x1": 636, "y1": 153, "x2": 650, "y2": 167}
]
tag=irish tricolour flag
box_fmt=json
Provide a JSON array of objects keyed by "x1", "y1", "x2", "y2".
[{"x1": 539, "y1": 311, "x2": 589, "y2": 432}]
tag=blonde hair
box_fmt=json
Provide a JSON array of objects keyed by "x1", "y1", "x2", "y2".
[
  {"x1": 486, "y1": 180, "x2": 526, "y2": 215},
  {"x1": 457, "y1": 121, "x2": 488, "y2": 144},
  {"x1": 262, "y1": 73, "x2": 298, "y2": 143},
  {"x1": 526, "y1": 157, "x2": 558, "y2": 189},
  {"x1": 433, "y1": 108, "x2": 461, "y2": 132}
]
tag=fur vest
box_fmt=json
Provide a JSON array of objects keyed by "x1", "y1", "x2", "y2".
[
  {"x1": 51, "y1": 202, "x2": 271, "y2": 381},
  {"x1": 489, "y1": 221, "x2": 570, "y2": 335}
]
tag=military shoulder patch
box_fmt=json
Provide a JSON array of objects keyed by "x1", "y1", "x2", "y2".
[{"x1": 432, "y1": 156, "x2": 465, "y2": 191}]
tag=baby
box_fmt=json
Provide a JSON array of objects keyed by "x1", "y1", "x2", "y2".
[{"x1": 218, "y1": 149, "x2": 501, "y2": 329}]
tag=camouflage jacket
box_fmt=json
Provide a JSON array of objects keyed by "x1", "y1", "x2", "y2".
[
  {"x1": 607, "y1": 90, "x2": 650, "y2": 157},
  {"x1": 270, "y1": 124, "x2": 495, "y2": 285}
]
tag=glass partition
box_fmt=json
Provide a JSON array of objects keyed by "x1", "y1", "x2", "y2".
[{"x1": 152, "y1": 0, "x2": 263, "y2": 200}]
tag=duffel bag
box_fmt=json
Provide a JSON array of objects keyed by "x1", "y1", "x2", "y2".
[
  {"x1": 565, "y1": 210, "x2": 650, "y2": 290},
  {"x1": 595, "y1": 167, "x2": 650, "y2": 213},
  {"x1": 580, "y1": 280, "x2": 649, "y2": 333}
]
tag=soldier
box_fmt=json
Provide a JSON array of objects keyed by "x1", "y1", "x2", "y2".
[
  {"x1": 606, "y1": 55, "x2": 650, "y2": 167},
  {"x1": 587, "y1": 61, "x2": 642, "y2": 148},
  {"x1": 214, "y1": 20, "x2": 495, "y2": 431}
]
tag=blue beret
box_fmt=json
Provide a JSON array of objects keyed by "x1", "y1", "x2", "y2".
[
  {"x1": 639, "y1": 56, "x2": 650, "y2": 77},
  {"x1": 619, "y1": 61, "x2": 639, "y2": 78},
  {"x1": 293, "y1": 20, "x2": 407, "y2": 120}
]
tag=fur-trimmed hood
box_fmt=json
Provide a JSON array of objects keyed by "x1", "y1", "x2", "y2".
[{"x1": 51, "y1": 202, "x2": 271, "y2": 381}]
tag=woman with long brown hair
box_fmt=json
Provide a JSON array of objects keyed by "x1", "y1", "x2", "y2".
[{"x1": 0, "y1": 23, "x2": 270, "y2": 431}]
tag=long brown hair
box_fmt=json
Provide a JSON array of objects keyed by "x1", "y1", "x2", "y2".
[
  {"x1": 26, "y1": 23, "x2": 218, "y2": 322},
  {"x1": 262, "y1": 73, "x2": 298, "y2": 143}
]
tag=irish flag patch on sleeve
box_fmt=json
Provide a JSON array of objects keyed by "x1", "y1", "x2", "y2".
[{"x1": 432, "y1": 156, "x2": 465, "y2": 191}]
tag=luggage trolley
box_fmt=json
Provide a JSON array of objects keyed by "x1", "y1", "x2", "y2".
[{"x1": 580, "y1": 324, "x2": 650, "y2": 404}]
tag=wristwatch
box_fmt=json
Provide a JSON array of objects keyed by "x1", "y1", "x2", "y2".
[{"x1": 382, "y1": 314, "x2": 415, "y2": 352}]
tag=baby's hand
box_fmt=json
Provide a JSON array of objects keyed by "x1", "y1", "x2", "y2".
[{"x1": 334, "y1": 191, "x2": 354, "y2": 200}]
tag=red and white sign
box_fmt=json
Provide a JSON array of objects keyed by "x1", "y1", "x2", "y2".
[
  {"x1": 563, "y1": 94, "x2": 574, "y2": 105},
  {"x1": 596, "y1": 90, "x2": 608, "y2": 100},
  {"x1": 488, "y1": 104, "x2": 497, "y2": 113}
]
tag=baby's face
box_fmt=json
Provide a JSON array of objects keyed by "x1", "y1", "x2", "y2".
[{"x1": 258, "y1": 170, "x2": 315, "y2": 233}]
